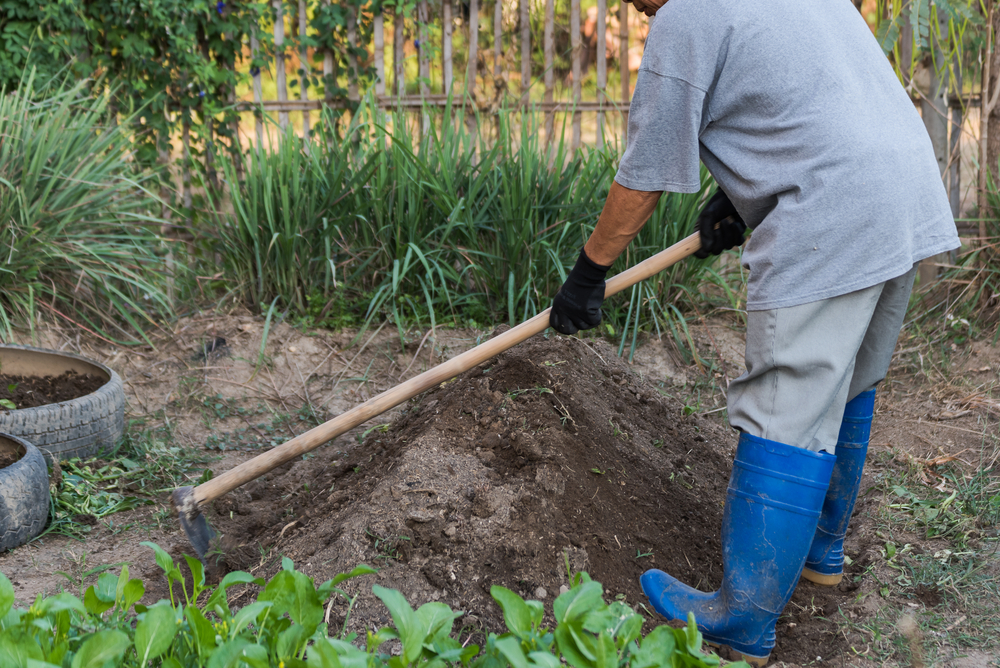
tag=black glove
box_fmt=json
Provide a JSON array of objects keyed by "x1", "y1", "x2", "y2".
[
  {"x1": 550, "y1": 249, "x2": 611, "y2": 335},
  {"x1": 694, "y1": 189, "x2": 747, "y2": 259}
]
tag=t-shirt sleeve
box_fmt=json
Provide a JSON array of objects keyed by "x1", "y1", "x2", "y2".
[{"x1": 614, "y1": 69, "x2": 708, "y2": 194}]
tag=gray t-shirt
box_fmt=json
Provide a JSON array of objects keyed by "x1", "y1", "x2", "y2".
[{"x1": 615, "y1": 0, "x2": 959, "y2": 310}]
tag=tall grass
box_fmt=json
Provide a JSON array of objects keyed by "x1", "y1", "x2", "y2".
[
  {"x1": 205, "y1": 93, "x2": 743, "y2": 353},
  {"x1": 0, "y1": 74, "x2": 171, "y2": 343}
]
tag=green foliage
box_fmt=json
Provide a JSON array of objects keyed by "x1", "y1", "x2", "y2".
[
  {"x1": 203, "y1": 95, "x2": 739, "y2": 355},
  {"x1": 0, "y1": 0, "x2": 374, "y2": 175},
  {"x1": 0, "y1": 73, "x2": 172, "y2": 343},
  {"x1": 0, "y1": 549, "x2": 743, "y2": 668}
]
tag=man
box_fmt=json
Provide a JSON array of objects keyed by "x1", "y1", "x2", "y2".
[{"x1": 548, "y1": 0, "x2": 959, "y2": 665}]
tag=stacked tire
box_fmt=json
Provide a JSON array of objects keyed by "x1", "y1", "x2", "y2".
[
  {"x1": 0, "y1": 433, "x2": 49, "y2": 551},
  {"x1": 0, "y1": 345, "x2": 125, "y2": 463},
  {"x1": 0, "y1": 344, "x2": 126, "y2": 551}
]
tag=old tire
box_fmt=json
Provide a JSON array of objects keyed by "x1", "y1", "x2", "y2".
[
  {"x1": 0, "y1": 345, "x2": 125, "y2": 463},
  {"x1": 0, "y1": 433, "x2": 49, "y2": 551}
]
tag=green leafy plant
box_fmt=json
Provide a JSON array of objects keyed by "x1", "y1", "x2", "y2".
[{"x1": 0, "y1": 545, "x2": 744, "y2": 668}]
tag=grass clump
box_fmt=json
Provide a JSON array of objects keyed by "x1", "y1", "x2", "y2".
[
  {"x1": 201, "y1": 95, "x2": 742, "y2": 358},
  {"x1": 0, "y1": 74, "x2": 172, "y2": 344}
]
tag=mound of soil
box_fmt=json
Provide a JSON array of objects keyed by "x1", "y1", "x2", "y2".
[
  {"x1": 0, "y1": 371, "x2": 105, "y2": 410},
  {"x1": 202, "y1": 331, "x2": 848, "y2": 665}
]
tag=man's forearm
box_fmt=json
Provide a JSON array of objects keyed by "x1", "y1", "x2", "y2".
[{"x1": 584, "y1": 181, "x2": 663, "y2": 266}]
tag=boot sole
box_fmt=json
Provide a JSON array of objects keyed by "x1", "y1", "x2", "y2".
[
  {"x1": 800, "y1": 567, "x2": 843, "y2": 586},
  {"x1": 704, "y1": 639, "x2": 770, "y2": 667}
]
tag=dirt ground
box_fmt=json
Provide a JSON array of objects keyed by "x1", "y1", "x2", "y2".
[{"x1": 0, "y1": 312, "x2": 997, "y2": 667}]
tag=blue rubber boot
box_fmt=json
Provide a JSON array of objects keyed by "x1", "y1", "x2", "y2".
[
  {"x1": 641, "y1": 433, "x2": 835, "y2": 666},
  {"x1": 801, "y1": 388, "x2": 875, "y2": 586}
]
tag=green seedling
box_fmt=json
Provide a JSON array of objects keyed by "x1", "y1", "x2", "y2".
[
  {"x1": 636, "y1": 549, "x2": 654, "y2": 559},
  {"x1": 0, "y1": 399, "x2": 14, "y2": 410}
]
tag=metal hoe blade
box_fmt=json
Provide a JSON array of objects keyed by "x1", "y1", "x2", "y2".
[{"x1": 171, "y1": 486, "x2": 215, "y2": 560}]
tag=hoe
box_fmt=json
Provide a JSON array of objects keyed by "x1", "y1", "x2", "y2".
[{"x1": 172, "y1": 233, "x2": 701, "y2": 559}]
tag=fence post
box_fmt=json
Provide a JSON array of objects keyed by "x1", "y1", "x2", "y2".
[
  {"x1": 324, "y1": 0, "x2": 335, "y2": 106},
  {"x1": 543, "y1": 0, "x2": 554, "y2": 147},
  {"x1": 299, "y1": 0, "x2": 310, "y2": 140},
  {"x1": 571, "y1": 0, "x2": 582, "y2": 152},
  {"x1": 520, "y1": 0, "x2": 530, "y2": 104},
  {"x1": 418, "y1": 0, "x2": 430, "y2": 136},
  {"x1": 467, "y1": 0, "x2": 480, "y2": 162},
  {"x1": 375, "y1": 10, "x2": 386, "y2": 96},
  {"x1": 494, "y1": 0, "x2": 503, "y2": 87},
  {"x1": 619, "y1": 0, "x2": 629, "y2": 141},
  {"x1": 596, "y1": 0, "x2": 607, "y2": 148},
  {"x1": 274, "y1": 0, "x2": 288, "y2": 130},
  {"x1": 348, "y1": 5, "x2": 359, "y2": 102},
  {"x1": 394, "y1": 8, "x2": 405, "y2": 97},
  {"x1": 443, "y1": 0, "x2": 453, "y2": 95},
  {"x1": 251, "y1": 31, "x2": 264, "y2": 145}
]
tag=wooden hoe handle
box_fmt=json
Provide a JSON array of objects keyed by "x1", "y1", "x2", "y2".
[{"x1": 188, "y1": 232, "x2": 701, "y2": 508}]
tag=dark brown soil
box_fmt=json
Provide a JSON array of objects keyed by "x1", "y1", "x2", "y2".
[
  {"x1": 195, "y1": 330, "x2": 850, "y2": 666},
  {"x1": 0, "y1": 371, "x2": 105, "y2": 410},
  {"x1": 0, "y1": 449, "x2": 18, "y2": 469}
]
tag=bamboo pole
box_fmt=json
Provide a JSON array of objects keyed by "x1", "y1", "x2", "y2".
[
  {"x1": 520, "y1": 0, "x2": 530, "y2": 104},
  {"x1": 571, "y1": 0, "x2": 582, "y2": 152},
  {"x1": 251, "y1": 32, "x2": 263, "y2": 144},
  {"x1": 299, "y1": 0, "x2": 310, "y2": 140},
  {"x1": 274, "y1": 0, "x2": 288, "y2": 130},
  {"x1": 443, "y1": 0, "x2": 453, "y2": 94},
  {"x1": 375, "y1": 11, "x2": 386, "y2": 96},
  {"x1": 544, "y1": 0, "x2": 554, "y2": 146},
  {"x1": 324, "y1": 0, "x2": 335, "y2": 104},
  {"x1": 619, "y1": 0, "x2": 628, "y2": 140},
  {"x1": 597, "y1": 0, "x2": 607, "y2": 148}
]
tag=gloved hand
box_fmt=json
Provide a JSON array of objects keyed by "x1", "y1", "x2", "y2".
[
  {"x1": 550, "y1": 249, "x2": 611, "y2": 335},
  {"x1": 694, "y1": 189, "x2": 747, "y2": 259}
]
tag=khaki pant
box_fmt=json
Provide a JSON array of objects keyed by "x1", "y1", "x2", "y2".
[{"x1": 727, "y1": 265, "x2": 917, "y2": 454}]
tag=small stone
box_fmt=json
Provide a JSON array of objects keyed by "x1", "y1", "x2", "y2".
[
  {"x1": 288, "y1": 346, "x2": 298, "y2": 353},
  {"x1": 444, "y1": 525, "x2": 457, "y2": 537},
  {"x1": 407, "y1": 510, "x2": 435, "y2": 523},
  {"x1": 534, "y1": 587, "x2": 547, "y2": 599},
  {"x1": 559, "y1": 585, "x2": 569, "y2": 595}
]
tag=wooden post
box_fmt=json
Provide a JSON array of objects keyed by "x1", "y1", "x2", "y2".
[
  {"x1": 299, "y1": 0, "x2": 310, "y2": 140},
  {"x1": 182, "y1": 119, "x2": 193, "y2": 210},
  {"x1": 467, "y1": 0, "x2": 480, "y2": 162},
  {"x1": 274, "y1": 0, "x2": 288, "y2": 130},
  {"x1": 571, "y1": 0, "x2": 581, "y2": 152},
  {"x1": 375, "y1": 11, "x2": 386, "y2": 96},
  {"x1": 619, "y1": 0, "x2": 629, "y2": 141},
  {"x1": 597, "y1": 0, "x2": 607, "y2": 148},
  {"x1": 251, "y1": 31, "x2": 263, "y2": 145},
  {"x1": 443, "y1": 0, "x2": 454, "y2": 95},
  {"x1": 520, "y1": 0, "x2": 530, "y2": 104},
  {"x1": 348, "y1": 5, "x2": 359, "y2": 102},
  {"x1": 418, "y1": 0, "x2": 430, "y2": 136},
  {"x1": 494, "y1": 0, "x2": 503, "y2": 85},
  {"x1": 467, "y1": 0, "x2": 480, "y2": 94},
  {"x1": 324, "y1": 1, "x2": 335, "y2": 105},
  {"x1": 394, "y1": 8, "x2": 405, "y2": 97},
  {"x1": 543, "y1": 0, "x2": 554, "y2": 146}
]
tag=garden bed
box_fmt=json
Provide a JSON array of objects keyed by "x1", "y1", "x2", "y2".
[
  {"x1": 0, "y1": 315, "x2": 996, "y2": 667},
  {"x1": 0, "y1": 370, "x2": 105, "y2": 410}
]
